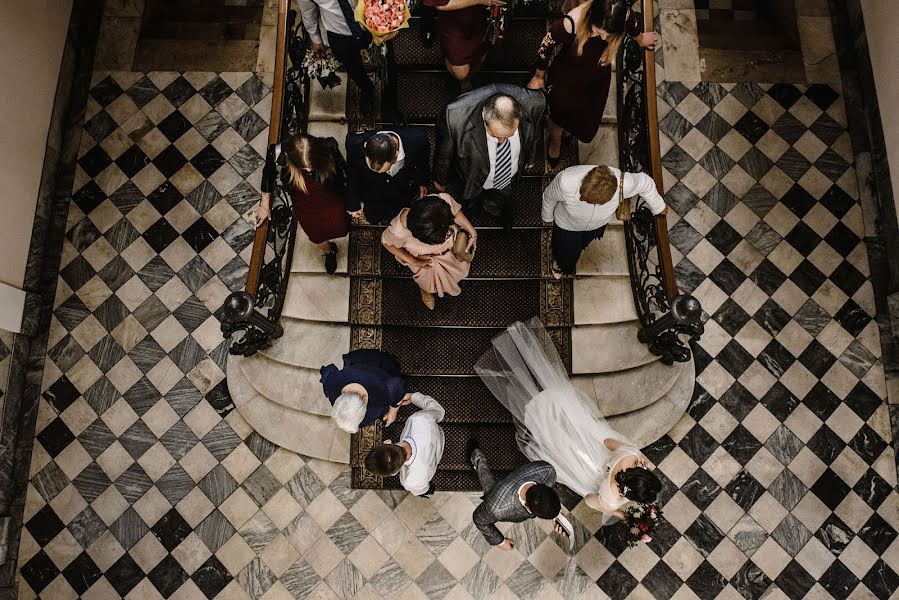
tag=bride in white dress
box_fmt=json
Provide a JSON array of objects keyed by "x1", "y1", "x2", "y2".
[{"x1": 475, "y1": 318, "x2": 662, "y2": 522}]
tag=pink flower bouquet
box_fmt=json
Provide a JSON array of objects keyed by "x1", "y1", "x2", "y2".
[{"x1": 355, "y1": 0, "x2": 411, "y2": 44}]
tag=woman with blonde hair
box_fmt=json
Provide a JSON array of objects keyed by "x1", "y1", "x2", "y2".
[
  {"x1": 527, "y1": 0, "x2": 659, "y2": 169},
  {"x1": 257, "y1": 133, "x2": 349, "y2": 274}
]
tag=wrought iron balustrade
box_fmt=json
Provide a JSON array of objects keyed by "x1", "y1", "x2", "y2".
[
  {"x1": 219, "y1": 3, "x2": 310, "y2": 356},
  {"x1": 616, "y1": 0, "x2": 706, "y2": 365}
]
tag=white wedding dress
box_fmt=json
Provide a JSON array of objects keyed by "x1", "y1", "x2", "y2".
[{"x1": 474, "y1": 318, "x2": 642, "y2": 517}]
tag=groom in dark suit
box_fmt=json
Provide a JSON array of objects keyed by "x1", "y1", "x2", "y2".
[
  {"x1": 432, "y1": 83, "x2": 546, "y2": 233},
  {"x1": 468, "y1": 440, "x2": 562, "y2": 550},
  {"x1": 345, "y1": 128, "x2": 431, "y2": 224}
]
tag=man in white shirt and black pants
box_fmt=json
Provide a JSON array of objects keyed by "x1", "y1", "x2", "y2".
[
  {"x1": 542, "y1": 164, "x2": 667, "y2": 277},
  {"x1": 364, "y1": 392, "x2": 445, "y2": 496},
  {"x1": 298, "y1": 0, "x2": 383, "y2": 116}
]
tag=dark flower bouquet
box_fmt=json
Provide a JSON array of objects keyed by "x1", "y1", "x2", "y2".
[
  {"x1": 302, "y1": 45, "x2": 343, "y2": 90},
  {"x1": 623, "y1": 503, "x2": 665, "y2": 546}
]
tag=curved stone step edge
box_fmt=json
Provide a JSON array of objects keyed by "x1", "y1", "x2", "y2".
[
  {"x1": 576, "y1": 228, "x2": 629, "y2": 276},
  {"x1": 257, "y1": 318, "x2": 350, "y2": 370},
  {"x1": 237, "y1": 392, "x2": 350, "y2": 463},
  {"x1": 608, "y1": 357, "x2": 695, "y2": 449},
  {"x1": 571, "y1": 358, "x2": 682, "y2": 418},
  {"x1": 282, "y1": 274, "x2": 350, "y2": 323},
  {"x1": 291, "y1": 227, "x2": 349, "y2": 274},
  {"x1": 571, "y1": 321, "x2": 660, "y2": 374},
  {"x1": 573, "y1": 275, "x2": 639, "y2": 326},
  {"x1": 237, "y1": 353, "x2": 332, "y2": 416}
]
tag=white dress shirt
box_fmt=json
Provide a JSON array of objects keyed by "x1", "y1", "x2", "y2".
[
  {"x1": 298, "y1": 0, "x2": 353, "y2": 45},
  {"x1": 399, "y1": 393, "x2": 446, "y2": 496},
  {"x1": 483, "y1": 128, "x2": 521, "y2": 189},
  {"x1": 377, "y1": 131, "x2": 405, "y2": 176},
  {"x1": 541, "y1": 165, "x2": 666, "y2": 231}
]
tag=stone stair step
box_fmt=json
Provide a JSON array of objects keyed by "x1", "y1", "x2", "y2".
[
  {"x1": 608, "y1": 357, "x2": 694, "y2": 448},
  {"x1": 283, "y1": 274, "x2": 350, "y2": 322},
  {"x1": 571, "y1": 358, "x2": 683, "y2": 418},
  {"x1": 306, "y1": 121, "x2": 349, "y2": 156},
  {"x1": 291, "y1": 227, "x2": 349, "y2": 274},
  {"x1": 578, "y1": 122, "x2": 619, "y2": 168},
  {"x1": 573, "y1": 276, "x2": 638, "y2": 325},
  {"x1": 236, "y1": 354, "x2": 332, "y2": 416},
  {"x1": 259, "y1": 318, "x2": 350, "y2": 368},
  {"x1": 571, "y1": 321, "x2": 658, "y2": 374},
  {"x1": 575, "y1": 225, "x2": 628, "y2": 276},
  {"x1": 308, "y1": 72, "x2": 348, "y2": 122}
]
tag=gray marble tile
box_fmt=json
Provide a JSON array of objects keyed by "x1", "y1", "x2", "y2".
[
  {"x1": 415, "y1": 561, "x2": 456, "y2": 600},
  {"x1": 327, "y1": 559, "x2": 365, "y2": 600},
  {"x1": 201, "y1": 421, "x2": 242, "y2": 461},
  {"x1": 765, "y1": 425, "x2": 804, "y2": 465},
  {"x1": 242, "y1": 465, "x2": 281, "y2": 507},
  {"x1": 838, "y1": 339, "x2": 876, "y2": 378},
  {"x1": 768, "y1": 470, "x2": 807, "y2": 511},
  {"x1": 326, "y1": 512, "x2": 368, "y2": 555},
  {"x1": 729, "y1": 514, "x2": 767, "y2": 556},
  {"x1": 553, "y1": 561, "x2": 593, "y2": 600},
  {"x1": 506, "y1": 560, "x2": 546, "y2": 600},
  {"x1": 239, "y1": 510, "x2": 278, "y2": 553},
  {"x1": 237, "y1": 557, "x2": 277, "y2": 599},
  {"x1": 417, "y1": 513, "x2": 457, "y2": 558},
  {"x1": 156, "y1": 463, "x2": 195, "y2": 504},
  {"x1": 198, "y1": 464, "x2": 238, "y2": 506},
  {"x1": 195, "y1": 509, "x2": 236, "y2": 553},
  {"x1": 31, "y1": 462, "x2": 70, "y2": 502},
  {"x1": 794, "y1": 299, "x2": 830, "y2": 336},
  {"x1": 771, "y1": 514, "x2": 812, "y2": 556},
  {"x1": 280, "y1": 558, "x2": 321, "y2": 599},
  {"x1": 370, "y1": 559, "x2": 411, "y2": 597},
  {"x1": 285, "y1": 466, "x2": 326, "y2": 508},
  {"x1": 111, "y1": 507, "x2": 149, "y2": 550},
  {"x1": 746, "y1": 221, "x2": 782, "y2": 256},
  {"x1": 114, "y1": 463, "x2": 154, "y2": 502},
  {"x1": 67, "y1": 506, "x2": 107, "y2": 547}
]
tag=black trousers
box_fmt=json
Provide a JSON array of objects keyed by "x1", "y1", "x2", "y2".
[
  {"x1": 327, "y1": 31, "x2": 375, "y2": 98},
  {"x1": 551, "y1": 223, "x2": 607, "y2": 275},
  {"x1": 465, "y1": 187, "x2": 513, "y2": 219}
]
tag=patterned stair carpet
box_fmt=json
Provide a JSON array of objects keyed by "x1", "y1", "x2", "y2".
[{"x1": 348, "y1": 3, "x2": 578, "y2": 492}]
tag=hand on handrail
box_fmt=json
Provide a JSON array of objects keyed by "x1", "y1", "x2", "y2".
[{"x1": 636, "y1": 31, "x2": 660, "y2": 50}]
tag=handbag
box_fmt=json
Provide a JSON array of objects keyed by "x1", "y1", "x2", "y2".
[
  {"x1": 615, "y1": 172, "x2": 631, "y2": 221},
  {"x1": 451, "y1": 226, "x2": 476, "y2": 262}
]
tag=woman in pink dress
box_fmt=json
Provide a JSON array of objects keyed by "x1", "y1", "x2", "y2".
[{"x1": 381, "y1": 193, "x2": 477, "y2": 309}]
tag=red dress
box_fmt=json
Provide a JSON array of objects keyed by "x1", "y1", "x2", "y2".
[
  {"x1": 291, "y1": 171, "x2": 350, "y2": 244},
  {"x1": 536, "y1": 11, "x2": 641, "y2": 142},
  {"x1": 424, "y1": 0, "x2": 490, "y2": 66}
]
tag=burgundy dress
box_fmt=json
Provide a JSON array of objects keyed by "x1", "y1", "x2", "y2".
[
  {"x1": 536, "y1": 11, "x2": 641, "y2": 143},
  {"x1": 424, "y1": 0, "x2": 490, "y2": 66},
  {"x1": 290, "y1": 172, "x2": 350, "y2": 244}
]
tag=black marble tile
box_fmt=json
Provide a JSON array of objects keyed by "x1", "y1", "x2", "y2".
[
  {"x1": 94, "y1": 294, "x2": 129, "y2": 332},
  {"x1": 116, "y1": 145, "x2": 150, "y2": 178},
  {"x1": 730, "y1": 82, "x2": 765, "y2": 108},
  {"x1": 36, "y1": 418, "x2": 75, "y2": 458},
  {"x1": 811, "y1": 468, "x2": 851, "y2": 510},
  {"x1": 195, "y1": 110, "x2": 230, "y2": 142},
  {"x1": 752, "y1": 299, "x2": 791, "y2": 336},
  {"x1": 199, "y1": 76, "x2": 233, "y2": 108},
  {"x1": 106, "y1": 553, "x2": 145, "y2": 597},
  {"x1": 730, "y1": 562, "x2": 771, "y2": 600},
  {"x1": 660, "y1": 110, "x2": 692, "y2": 144},
  {"x1": 725, "y1": 469, "x2": 765, "y2": 511},
  {"x1": 797, "y1": 339, "x2": 837, "y2": 379},
  {"x1": 641, "y1": 561, "x2": 682, "y2": 600},
  {"x1": 156, "y1": 462, "x2": 195, "y2": 505},
  {"x1": 794, "y1": 299, "x2": 829, "y2": 336},
  {"x1": 785, "y1": 221, "x2": 822, "y2": 256},
  {"x1": 148, "y1": 554, "x2": 190, "y2": 597},
  {"x1": 158, "y1": 111, "x2": 192, "y2": 143},
  {"x1": 204, "y1": 380, "x2": 235, "y2": 419},
  {"x1": 84, "y1": 109, "x2": 118, "y2": 143},
  {"x1": 804, "y1": 84, "x2": 839, "y2": 111},
  {"x1": 685, "y1": 560, "x2": 728, "y2": 600},
  {"x1": 742, "y1": 184, "x2": 778, "y2": 217},
  {"x1": 235, "y1": 75, "x2": 269, "y2": 107},
  {"x1": 819, "y1": 185, "x2": 854, "y2": 218},
  {"x1": 848, "y1": 424, "x2": 888, "y2": 465},
  {"x1": 87, "y1": 334, "x2": 126, "y2": 372},
  {"x1": 61, "y1": 551, "x2": 102, "y2": 594},
  {"x1": 687, "y1": 383, "x2": 717, "y2": 421},
  {"x1": 137, "y1": 258, "x2": 177, "y2": 295},
  {"x1": 717, "y1": 339, "x2": 754, "y2": 379},
  {"x1": 669, "y1": 219, "x2": 703, "y2": 255},
  {"x1": 857, "y1": 513, "x2": 898, "y2": 555},
  {"x1": 111, "y1": 507, "x2": 150, "y2": 550},
  {"x1": 162, "y1": 77, "x2": 196, "y2": 108},
  {"x1": 834, "y1": 298, "x2": 871, "y2": 336},
  {"x1": 782, "y1": 179, "x2": 817, "y2": 215},
  {"x1": 738, "y1": 147, "x2": 774, "y2": 181},
  {"x1": 773, "y1": 560, "x2": 816, "y2": 600},
  {"x1": 190, "y1": 145, "x2": 226, "y2": 179},
  {"x1": 662, "y1": 145, "x2": 696, "y2": 180},
  {"x1": 680, "y1": 468, "x2": 721, "y2": 511},
  {"x1": 845, "y1": 382, "x2": 882, "y2": 420},
  {"x1": 72, "y1": 462, "x2": 113, "y2": 503},
  {"x1": 824, "y1": 221, "x2": 861, "y2": 257},
  {"x1": 696, "y1": 111, "x2": 731, "y2": 146},
  {"x1": 734, "y1": 112, "x2": 769, "y2": 144},
  {"x1": 90, "y1": 75, "x2": 124, "y2": 106},
  {"x1": 192, "y1": 555, "x2": 233, "y2": 598},
  {"x1": 114, "y1": 463, "x2": 153, "y2": 503},
  {"x1": 709, "y1": 259, "x2": 746, "y2": 297},
  {"x1": 597, "y1": 560, "x2": 638, "y2": 600},
  {"x1": 178, "y1": 255, "x2": 215, "y2": 293},
  {"x1": 185, "y1": 181, "x2": 223, "y2": 215},
  {"x1": 819, "y1": 559, "x2": 859, "y2": 600},
  {"x1": 98, "y1": 255, "x2": 136, "y2": 291},
  {"x1": 685, "y1": 514, "x2": 726, "y2": 557},
  {"x1": 152, "y1": 508, "x2": 194, "y2": 551},
  {"x1": 125, "y1": 75, "x2": 160, "y2": 108},
  {"x1": 719, "y1": 382, "x2": 757, "y2": 421},
  {"x1": 759, "y1": 382, "x2": 800, "y2": 422},
  {"x1": 815, "y1": 513, "x2": 853, "y2": 556},
  {"x1": 815, "y1": 148, "x2": 850, "y2": 181},
  {"x1": 713, "y1": 298, "x2": 752, "y2": 337},
  {"x1": 749, "y1": 259, "x2": 787, "y2": 296},
  {"x1": 79, "y1": 144, "x2": 113, "y2": 178},
  {"x1": 67, "y1": 506, "x2": 106, "y2": 548},
  {"x1": 853, "y1": 468, "x2": 892, "y2": 510},
  {"x1": 196, "y1": 509, "x2": 236, "y2": 553},
  {"x1": 861, "y1": 560, "x2": 899, "y2": 600},
  {"x1": 831, "y1": 261, "x2": 866, "y2": 298},
  {"x1": 73, "y1": 181, "x2": 108, "y2": 215},
  {"x1": 768, "y1": 83, "x2": 803, "y2": 109},
  {"x1": 59, "y1": 255, "x2": 97, "y2": 292},
  {"x1": 182, "y1": 217, "x2": 218, "y2": 254},
  {"x1": 31, "y1": 462, "x2": 69, "y2": 503},
  {"x1": 43, "y1": 375, "x2": 80, "y2": 413},
  {"x1": 807, "y1": 424, "x2": 846, "y2": 464},
  {"x1": 234, "y1": 109, "x2": 267, "y2": 141},
  {"x1": 26, "y1": 504, "x2": 66, "y2": 546},
  {"x1": 20, "y1": 550, "x2": 59, "y2": 593}
]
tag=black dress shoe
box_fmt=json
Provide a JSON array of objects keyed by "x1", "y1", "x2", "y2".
[
  {"x1": 466, "y1": 438, "x2": 480, "y2": 469},
  {"x1": 501, "y1": 208, "x2": 514, "y2": 235},
  {"x1": 324, "y1": 242, "x2": 338, "y2": 274},
  {"x1": 547, "y1": 152, "x2": 561, "y2": 170},
  {"x1": 360, "y1": 94, "x2": 375, "y2": 117}
]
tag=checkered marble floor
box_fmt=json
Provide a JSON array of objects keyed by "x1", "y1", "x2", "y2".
[{"x1": 13, "y1": 67, "x2": 899, "y2": 600}]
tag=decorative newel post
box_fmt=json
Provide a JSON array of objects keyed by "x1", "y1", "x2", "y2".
[
  {"x1": 219, "y1": 291, "x2": 283, "y2": 353},
  {"x1": 637, "y1": 294, "x2": 706, "y2": 364}
]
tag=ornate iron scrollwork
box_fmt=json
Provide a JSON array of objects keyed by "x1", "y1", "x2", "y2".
[
  {"x1": 617, "y1": 30, "x2": 705, "y2": 364},
  {"x1": 218, "y1": 9, "x2": 311, "y2": 357}
]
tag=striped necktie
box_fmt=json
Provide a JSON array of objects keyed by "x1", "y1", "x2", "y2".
[{"x1": 493, "y1": 139, "x2": 513, "y2": 189}]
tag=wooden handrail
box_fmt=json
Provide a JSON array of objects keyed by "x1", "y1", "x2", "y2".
[
  {"x1": 246, "y1": 0, "x2": 290, "y2": 296},
  {"x1": 642, "y1": 0, "x2": 679, "y2": 301}
]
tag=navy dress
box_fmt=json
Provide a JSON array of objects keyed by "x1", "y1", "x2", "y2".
[{"x1": 320, "y1": 349, "x2": 407, "y2": 427}]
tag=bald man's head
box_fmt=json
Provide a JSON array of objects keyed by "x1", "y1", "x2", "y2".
[{"x1": 482, "y1": 94, "x2": 521, "y2": 142}]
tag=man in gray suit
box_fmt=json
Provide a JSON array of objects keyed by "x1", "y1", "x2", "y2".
[
  {"x1": 432, "y1": 84, "x2": 546, "y2": 234},
  {"x1": 468, "y1": 440, "x2": 564, "y2": 550}
]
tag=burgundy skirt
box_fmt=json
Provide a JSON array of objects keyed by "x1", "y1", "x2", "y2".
[{"x1": 290, "y1": 179, "x2": 349, "y2": 244}]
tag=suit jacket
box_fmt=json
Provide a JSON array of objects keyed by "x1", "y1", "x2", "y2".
[
  {"x1": 433, "y1": 83, "x2": 546, "y2": 201},
  {"x1": 345, "y1": 128, "x2": 431, "y2": 223},
  {"x1": 473, "y1": 460, "x2": 557, "y2": 546}
]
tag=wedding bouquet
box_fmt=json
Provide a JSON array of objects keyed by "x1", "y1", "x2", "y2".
[
  {"x1": 302, "y1": 45, "x2": 342, "y2": 89},
  {"x1": 355, "y1": 0, "x2": 411, "y2": 45},
  {"x1": 623, "y1": 503, "x2": 665, "y2": 546}
]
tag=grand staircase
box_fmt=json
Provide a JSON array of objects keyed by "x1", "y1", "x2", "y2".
[{"x1": 227, "y1": 2, "x2": 694, "y2": 491}]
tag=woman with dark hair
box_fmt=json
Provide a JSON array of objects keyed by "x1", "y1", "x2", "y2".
[
  {"x1": 257, "y1": 133, "x2": 349, "y2": 274},
  {"x1": 475, "y1": 318, "x2": 663, "y2": 529},
  {"x1": 381, "y1": 193, "x2": 477, "y2": 309},
  {"x1": 527, "y1": 0, "x2": 659, "y2": 168}
]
